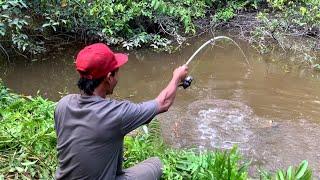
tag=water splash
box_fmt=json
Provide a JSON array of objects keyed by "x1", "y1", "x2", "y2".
[{"x1": 190, "y1": 99, "x2": 254, "y2": 151}]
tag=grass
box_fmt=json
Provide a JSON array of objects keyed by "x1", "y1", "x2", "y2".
[
  {"x1": 124, "y1": 122, "x2": 248, "y2": 180},
  {"x1": 0, "y1": 81, "x2": 313, "y2": 179},
  {"x1": 0, "y1": 82, "x2": 57, "y2": 179}
]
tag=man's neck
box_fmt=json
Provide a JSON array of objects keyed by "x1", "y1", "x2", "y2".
[{"x1": 92, "y1": 91, "x2": 106, "y2": 98}]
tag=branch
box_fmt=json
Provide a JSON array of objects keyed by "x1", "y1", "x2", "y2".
[{"x1": 0, "y1": 43, "x2": 10, "y2": 63}]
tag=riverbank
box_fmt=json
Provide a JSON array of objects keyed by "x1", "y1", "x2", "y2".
[
  {"x1": 0, "y1": 81, "x2": 313, "y2": 179},
  {"x1": 1, "y1": 1, "x2": 319, "y2": 63}
]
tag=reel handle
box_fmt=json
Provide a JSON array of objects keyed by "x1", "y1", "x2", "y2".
[{"x1": 179, "y1": 76, "x2": 193, "y2": 89}]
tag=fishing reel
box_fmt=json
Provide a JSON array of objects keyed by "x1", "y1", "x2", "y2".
[{"x1": 179, "y1": 76, "x2": 193, "y2": 89}]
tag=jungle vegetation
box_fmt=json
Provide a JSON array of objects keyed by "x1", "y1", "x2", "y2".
[{"x1": 0, "y1": 1, "x2": 319, "y2": 61}]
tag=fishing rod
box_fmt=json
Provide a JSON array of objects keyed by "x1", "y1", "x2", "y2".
[{"x1": 179, "y1": 36, "x2": 250, "y2": 89}]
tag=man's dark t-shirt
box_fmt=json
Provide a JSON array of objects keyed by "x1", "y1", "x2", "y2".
[{"x1": 54, "y1": 94, "x2": 158, "y2": 179}]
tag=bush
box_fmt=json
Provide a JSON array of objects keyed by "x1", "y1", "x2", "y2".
[
  {"x1": 0, "y1": 81, "x2": 57, "y2": 179},
  {"x1": 0, "y1": 0, "x2": 253, "y2": 56}
]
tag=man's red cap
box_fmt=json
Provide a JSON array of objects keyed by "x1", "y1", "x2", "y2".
[{"x1": 75, "y1": 43, "x2": 128, "y2": 79}]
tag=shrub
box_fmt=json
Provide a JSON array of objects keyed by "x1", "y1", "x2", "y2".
[{"x1": 0, "y1": 0, "x2": 253, "y2": 56}]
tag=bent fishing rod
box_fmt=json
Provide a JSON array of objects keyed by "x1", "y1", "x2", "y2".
[{"x1": 179, "y1": 36, "x2": 250, "y2": 89}]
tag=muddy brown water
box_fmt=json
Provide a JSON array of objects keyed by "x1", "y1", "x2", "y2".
[{"x1": 1, "y1": 36, "x2": 320, "y2": 177}]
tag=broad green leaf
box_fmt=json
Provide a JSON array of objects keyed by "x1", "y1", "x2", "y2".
[
  {"x1": 300, "y1": 7, "x2": 307, "y2": 16},
  {"x1": 276, "y1": 170, "x2": 285, "y2": 180},
  {"x1": 295, "y1": 160, "x2": 308, "y2": 179},
  {"x1": 154, "y1": 0, "x2": 160, "y2": 10},
  {"x1": 15, "y1": 166, "x2": 24, "y2": 173},
  {"x1": 42, "y1": 23, "x2": 51, "y2": 28},
  {"x1": 287, "y1": 166, "x2": 292, "y2": 180},
  {"x1": 21, "y1": 160, "x2": 37, "y2": 166}
]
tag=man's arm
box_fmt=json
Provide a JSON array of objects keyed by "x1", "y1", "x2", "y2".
[
  {"x1": 155, "y1": 65, "x2": 188, "y2": 113},
  {"x1": 119, "y1": 65, "x2": 188, "y2": 135}
]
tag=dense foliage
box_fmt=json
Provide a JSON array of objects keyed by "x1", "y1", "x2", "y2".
[
  {"x1": 0, "y1": 81, "x2": 57, "y2": 179},
  {"x1": 0, "y1": 81, "x2": 314, "y2": 179},
  {"x1": 252, "y1": 0, "x2": 320, "y2": 50},
  {"x1": 0, "y1": 1, "x2": 285, "y2": 54},
  {"x1": 0, "y1": 1, "x2": 319, "y2": 59},
  {"x1": 0, "y1": 0, "x2": 230, "y2": 55},
  {"x1": 248, "y1": 0, "x2": 320, "y2": 70}
]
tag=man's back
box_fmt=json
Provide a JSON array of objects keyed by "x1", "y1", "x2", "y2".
[{"x1": 54, "y1": 94, "x2": 158, "y2": 179}]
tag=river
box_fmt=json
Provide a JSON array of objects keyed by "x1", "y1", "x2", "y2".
[{"x1": 1, "y1": 35, "x2": 320, "y2": 178}]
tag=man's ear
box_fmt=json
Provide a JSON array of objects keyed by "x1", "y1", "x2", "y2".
[{"x1": 105, "y1": 72, "x2": 113, "y2": 84}]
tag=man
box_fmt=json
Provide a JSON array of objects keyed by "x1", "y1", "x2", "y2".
[{"x1": 54, "y1": 43, "x2": 188, "y2": 180}]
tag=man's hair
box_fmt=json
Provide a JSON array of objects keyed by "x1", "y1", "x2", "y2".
[
  {"x1": 77, "y1": 69, "x2": 118, "y2": 95},
  {"x1": 77, "y1": 77, "x2": 104, "y2": 95}
]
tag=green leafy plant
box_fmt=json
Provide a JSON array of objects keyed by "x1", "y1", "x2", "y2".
[
  {"x1": 124, "y1": 121, "x2": 249, "y2": 180},
  {"x1": 0, "y1": 80, "x2": 56, "y2": 179},
  {"x1": 275, "y1": 160, "x2": 312, "y2": 180},
  {"x1": 260, "y1": 160, "x2": 312, "y2": 180},
  {"x1": 249, "y1": 0, "x2": 320, "y2": 65}
]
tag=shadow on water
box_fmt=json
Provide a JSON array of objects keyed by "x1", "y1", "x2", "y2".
[{"x1": 1, "y1": 34, "x2": 320, "y2": 177}]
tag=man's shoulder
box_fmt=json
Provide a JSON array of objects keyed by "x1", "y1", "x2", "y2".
[
  {"x1": 57, "y1": 95, "x2": 130, "y2": 108},
  {"x1": 55, "y1": 94, "x2": 80, "y2": 109},
  {"x1": 57, "y1": 94, "x2": 78, "y2": 104},
  {"x1": 101, "y1": 98, "x2": 131, "y2": 109}
]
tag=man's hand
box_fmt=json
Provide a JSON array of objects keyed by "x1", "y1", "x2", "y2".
[
  {"x1": 155, "y1": 65, "x2": 189, "y2": 113},
  {"x1": 173, "y1": 65, "x2": 188, "y2": 83}
]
